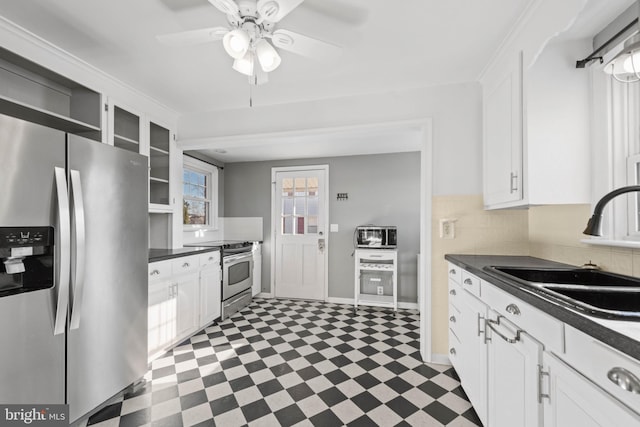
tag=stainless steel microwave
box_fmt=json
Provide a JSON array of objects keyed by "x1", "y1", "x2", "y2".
[{"x1": 355, "y1": 226, "x2": 397, "y2": 248}]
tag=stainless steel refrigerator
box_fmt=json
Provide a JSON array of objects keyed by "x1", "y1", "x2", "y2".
[{"x1": 0, "y1": 114, "x2": 148, "y2": 423}]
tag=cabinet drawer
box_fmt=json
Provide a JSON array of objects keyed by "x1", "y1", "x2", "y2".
[
  {"x1": 448, "y1": 262, "x2": 462, "y2": 284},
  {"x1": 171, "y1": 255, "x2": 199, "y2": 276},
  {"x1": 481, "y1": 281, "x2": 564, "y2": 353},
  {"x1": 461, "y1": 271, "x2": 481, "y2": 297},
  {"x1": 565, "y1": 325, "x2": 640, "y2": 413},
  {"x1": 449, "y1": 328, "x2": 461, "y2": 368},
  {"x1": 200, "y1": 251, "x2": 220, "y2": 268},
  {"x1": 449, "y1": 302, "x2": 461, "y2": 340},
  {"x1": 448, "y1": 279, "x2": 462, "y2": 310},
  {"x1": 148, "y1": 260, "x2": 171, "y2": 283}
]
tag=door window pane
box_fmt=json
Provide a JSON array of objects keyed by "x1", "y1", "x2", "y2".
[
  {"x1": 282, "y1": 178, "x2": 294, "y2": 197},
  {"x1": 283, "y1": 216, "x2": 293, "y2": 234},
  {"x1": 280, "y1": 174, "x2": 320, "y2": 235},
  {"x1": 282, "y1": 198, "x2": 293, "y2": 215},
  {"x1": 296, "y1": 217, "x2": 305, "y2": 235}
]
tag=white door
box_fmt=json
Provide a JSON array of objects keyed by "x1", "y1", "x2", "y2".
[{"x1": 273, "y1": 166, "x2": 328, "y2": 300}]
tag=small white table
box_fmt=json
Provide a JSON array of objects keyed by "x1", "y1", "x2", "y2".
[{"x1": 354, "y1": 249, "x2": 397, "y2": 313}]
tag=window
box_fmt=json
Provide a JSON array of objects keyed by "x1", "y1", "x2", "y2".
[
  {"x1": 594, "y1": 48, "x2": 640, "y2": 241},
  {"x1": 183, "y1": 156, "x2": 218, "y2": 228}
]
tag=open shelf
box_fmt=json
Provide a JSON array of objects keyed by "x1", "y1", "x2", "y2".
[{"x1": 0, "y1": 46, "x2": 101, "y2": 140}]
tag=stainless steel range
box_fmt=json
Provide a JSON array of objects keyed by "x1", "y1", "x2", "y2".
[{"x1": 186, "y1": 240, "x2": 254, "y2": 319}]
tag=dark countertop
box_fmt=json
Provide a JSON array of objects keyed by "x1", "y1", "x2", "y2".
[
  {"x1": 445, "y1": 254, "x2": 640, "y2": 361},
  {"x1": 149, "y1": 246, "x2": 221, "y2": 263}
]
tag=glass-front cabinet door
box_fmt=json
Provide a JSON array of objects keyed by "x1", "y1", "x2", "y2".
[{"x1": 149, "y1": 121, "x2": 172, "y2": 212}]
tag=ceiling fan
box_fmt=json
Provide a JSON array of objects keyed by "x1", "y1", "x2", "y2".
[{"x1": 157, "y1": 0, "x2": 342, "y2": 84}]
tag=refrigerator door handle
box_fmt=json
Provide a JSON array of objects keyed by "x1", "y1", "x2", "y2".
[
  {"x1": 69, "y1": 169, "x2": 86, "y2": 330},
  {"x1": 54, "y1": 167, "x2": 71, "y2": 336}
]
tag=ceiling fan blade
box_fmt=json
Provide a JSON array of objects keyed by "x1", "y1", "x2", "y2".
[
  {"x1": 258, "y1": 0, "x2": 305, "y2": 23},
  {"x1": 303, "y1": 0, "x2": 368, "y2": 26},
  {"x1": 271, "y1": 29, "x2": 341, "y2": 60},
  {"x1": 208, "y1": 0, "x2": 240, "y2": 17},
  {"x1": 156, "y1": 26, "x2": 229, "y2": 47}
]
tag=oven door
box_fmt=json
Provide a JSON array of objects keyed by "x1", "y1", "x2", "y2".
[{"x1": 223, "y1": 252, "x2": 253, "y2": 300}]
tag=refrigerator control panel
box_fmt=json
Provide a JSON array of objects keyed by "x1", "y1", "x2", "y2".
[{"x1": 0, "y1": 226, "x2": 53, "y2": 248}]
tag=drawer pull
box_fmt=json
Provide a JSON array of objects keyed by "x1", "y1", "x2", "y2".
[
  {"x1": 208, "y1": 257, "x2": 214, "y2": 261},
  {"x1": 449, "y1": 348, "x2": 456, "y2": 356},
  {"x1": 449, "y1": 315, "x2": 456, "y2": 323},
  {"x1": 505, "y1": 303, "x2": 521, "y2": 316},
  {"x1": 449, "y1": 268, "x2": 457, "y2": 275},
  {"x1": 449, "y1": 289, "x2": 457, "y2": 296},
  {"x1": 463, "y1": 278, "x2": 473, "y2": 286},
  {"x1": 487, "y1": 316, "x2": 522, "y2": 344},
  {"x1": 182, "y1": 262, "x2": 190, "y2": 268},
  {"x1": 607, "y1": 367, "x2": 640, "y2": 394},
  {"x1": 150, "y1": 269, "x2": 160, "y2": 276}
]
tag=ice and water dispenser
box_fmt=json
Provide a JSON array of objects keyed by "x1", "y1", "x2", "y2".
[{"x1": 0, "y1": 227, "x2": 54, "y2": 297}]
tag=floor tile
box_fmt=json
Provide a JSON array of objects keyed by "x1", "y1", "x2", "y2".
[{"x1": 83, "y1": 299, "x2": 481, "y2": 427}]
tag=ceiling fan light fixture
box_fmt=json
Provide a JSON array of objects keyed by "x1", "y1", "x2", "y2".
[
  {"x1": 255, "y1": 39, "x2": 281, "y2": 72},
  {"x1": 223, "y1": 29, "x2": 250, "y2": 59},
  {"x1": 232, "y1": 51, "x2": 255, "y2": 76},
  {"x1": 605, "y1": 34, "x2": 640, "y2": 82}
]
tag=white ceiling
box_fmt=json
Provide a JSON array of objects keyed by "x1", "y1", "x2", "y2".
[
  {"x1": 0, "y1": 0, "x2": 634, "y2": 162},
  {"x1": 0, "y1": 0, "x2": 535, "y2": 113}
]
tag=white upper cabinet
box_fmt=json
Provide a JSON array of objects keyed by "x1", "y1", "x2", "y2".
[
  {"x1": 483, "y1": 51, "x2": 524, "y2": 208},
  {"x1": 481, "y1": 0, "x2": 591, "y2": 209}
]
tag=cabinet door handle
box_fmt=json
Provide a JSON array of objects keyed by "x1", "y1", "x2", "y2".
[
  {"x1": 487, "y1": 316, "x2": 522, "y2": 344},
  {"x1": 510, "y1": 172, "x2": 518, "y2": 193},
  {"x1": 506, "y1": 303, "x2": 521, "y2": 316},
  {"x1": 449, "y1": 289, "x2": 456, "y2": 296},
  {"x1": 150, "y1": 269, "x2": 160, "y2": 276},
  {"x1": 607, "y1": 367, "x2": 640, "y2": 394},
  {"x1": 463, "y1": 278, "x2": 473, "y2": 286},
  {"x1": 182, "y1": 262, "x2": 190, "y2": 268},
  {"x1": 449, "y1": 315, "x2": 456, "y2": 323},
  {"x1": 449, "y1": 268, "x2": 457, "y2": 275},
  {"x1": 208, "y1": 257, "x2": 214, "y2": 261},
  {"x1": 477, "y1": 313, "x2": 485, "y2": 337},
  {"x1": 449, "y1": 348, "x2": 456, "y2": 356}
]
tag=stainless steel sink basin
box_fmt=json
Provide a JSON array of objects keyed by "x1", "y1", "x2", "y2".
[{"x1": 483, "y1": 266, "x2": 640, "y2": 321}]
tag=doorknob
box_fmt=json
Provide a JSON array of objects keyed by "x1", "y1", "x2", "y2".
[{"x1": 318, "y1": 238, "x2": 325, "y2": 252}]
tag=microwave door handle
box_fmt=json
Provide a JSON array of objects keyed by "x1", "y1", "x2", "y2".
[
  {"x1": 53, "y1": 167, "x2": 70, "y2": 336},
  {"x1": 69, "y1": 170, "x2": 86, "y2": 330}
]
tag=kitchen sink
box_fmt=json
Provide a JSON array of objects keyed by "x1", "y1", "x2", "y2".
[{"x1": 483, "y1": 266, "x2": 640, "y2": 321}]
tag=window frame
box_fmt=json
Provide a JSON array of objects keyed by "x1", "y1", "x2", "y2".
[{"x1": 182, "y1": 156, "x2": 218, "y2": 231}]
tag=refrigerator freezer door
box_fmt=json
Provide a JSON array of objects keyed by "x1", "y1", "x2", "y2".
[
  {"x1": 66, "y1": 135, "x2": 149, "y2": 422},
  {"x1": 0, "y1": 115, "x2": 66, "y2": 404}
]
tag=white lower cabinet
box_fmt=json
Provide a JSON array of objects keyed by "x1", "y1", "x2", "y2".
[
  {"x1": 200, "y1": 252, "x2": 221, "y2": 325},
  {"x1": 542, "y1": 352, "x2": 640, "y2": 427},
  {"x1": 148, "y1": 279, "x2": 177, "y2": 358},
  {"x1": 456, "y1": 288, "x2": 488, "y2": 426},
  {"x1": 447, "y1": 262, "x2": 640, "y2": 427},
  {"x1": 148, "y1": 251, "x2": 222, "y2": 360},
  {"x1": 486, "y1": 311, "x2": 542, "y2": 427}
]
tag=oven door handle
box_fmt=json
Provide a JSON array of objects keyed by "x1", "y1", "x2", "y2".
[{"x1": 224, "y1": 252, "x2": 253, "y2": 264}]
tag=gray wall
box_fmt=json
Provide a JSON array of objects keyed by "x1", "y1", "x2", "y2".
[{"x1": 222, "y1": 151, "x2": 421, "y2": 303}]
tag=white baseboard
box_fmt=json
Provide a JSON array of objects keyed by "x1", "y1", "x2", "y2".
[
  {"x1": 325, "y1": 297, "x2": 418, "y2": 310},
  {"x1": 255, "y1": 292, "x2": 273, "y2": 299},
  {"x1": 429, "y1": 353, "x2": 452, "y2": 366}
]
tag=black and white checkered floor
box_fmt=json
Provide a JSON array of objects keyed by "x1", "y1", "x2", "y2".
[{"x1": 85, "y1": 299, "x2": 481, "y2": 426}]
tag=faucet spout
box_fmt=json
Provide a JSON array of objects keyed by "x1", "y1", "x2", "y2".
[{"x1": 584, "y1": 185, "x2": 640, "y2": 236}]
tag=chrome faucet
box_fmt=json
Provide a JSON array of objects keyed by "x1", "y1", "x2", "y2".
[{"x1": 583, "y1": 185, "x2": 640, "y2": 236}]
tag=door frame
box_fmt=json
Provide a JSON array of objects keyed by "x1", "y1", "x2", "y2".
[{"x1": 270, "y1": 164, "x2": 330, "y2": 301}]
